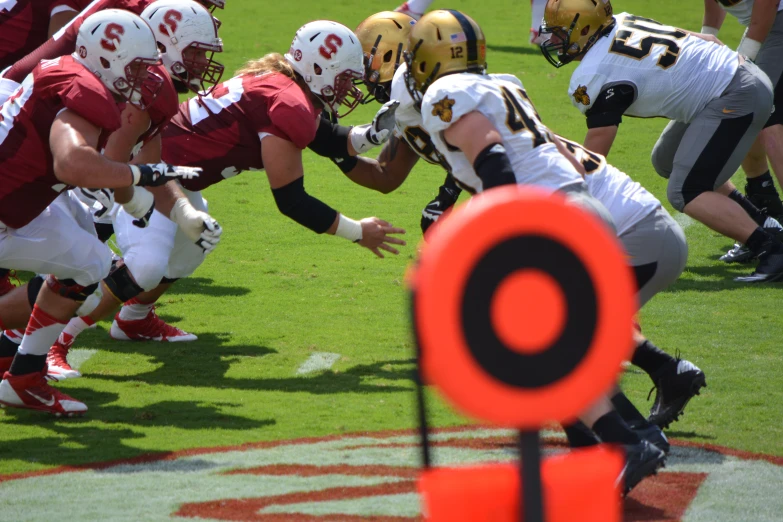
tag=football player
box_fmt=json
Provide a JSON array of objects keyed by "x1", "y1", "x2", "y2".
[
  {"x1": 702, "y1": 0, "x2": 783, "y2": 262},
  {"x1": 538, "y1": 0, "x2": 783, "y2": 283},
  {"x1": 0, "y1": 0, "x2": 93, "y2": 71},
  {"x1": 37, "y1": 19, "x2": 405, "y2": 378},
  {"x1": 39, "y1": 0, "x2": 226, "y2": 380},
  {"x1": 349, "y1": 9, "x2": 705, "y2": 431},
  {"x1": 406, "y1": 9, "x2": 668, "y2": 493},
  {"x1": 0, "y1": 9, "x2": 200, "y2": 415},
  {"x1": 0, "y1": 0, "x2": 228, "y2": 293}
]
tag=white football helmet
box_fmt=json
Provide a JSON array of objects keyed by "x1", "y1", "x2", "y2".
[
  {"x1": 141, "y1": 0, "x2": 224, "y2": 95},
  {"x1": 73, "y1": 9, "x2": 163, "y2": 109},
  {"x1": 284, "y1": 20, "x2": 365, "y2": 117}
]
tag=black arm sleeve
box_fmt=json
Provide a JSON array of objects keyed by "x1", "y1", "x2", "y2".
[
  {"x1": 585, "y1": 83, "x2": 637, "y2": 129},
  {"x1": 271, "y1": 177, "x2": 338, "y2": 234},
  {"x1": 473, "y1": 143, "x2": 516, "y2": 190},
  {"x1": 307, "y1": 113, "x2": 352, "y2": 158}
]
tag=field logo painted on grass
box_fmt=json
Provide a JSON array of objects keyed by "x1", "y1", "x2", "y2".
[{"x1": 1, "y1": 428, "x2": 782, "y2": 521}]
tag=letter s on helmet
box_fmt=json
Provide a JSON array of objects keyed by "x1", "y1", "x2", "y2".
[
  {"x1": 284, "y1": 20, "x2": 365, "y2": 118},
  {"x1": 74, "y1": 9, "x2": 163, "y2": 109}
]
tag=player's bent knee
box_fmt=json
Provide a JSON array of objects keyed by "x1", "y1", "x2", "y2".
[
  {"x1": 46, "y1": 275, "x2": 99, "y2": 302},
  {"x1": 103, "y1": 263, "x2": 145, "y2": 302},
  {"x1": 666, "y1": 184, "x2": 686, "y2": 213},
  {"x1": 651, "y1": 146, "x2": 672, "y2": 179},
  {"x1": 121, "y1": 255, "x2": 169, "y2": 292}
]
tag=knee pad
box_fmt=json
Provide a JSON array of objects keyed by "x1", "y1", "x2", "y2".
[
  {"x1": 26, "y1": 275, "x2": 45, "y2": 308},
  {"x1": 103, "y1": 263, "x2": 144, "y2": 303},
  {"x1": 46, "y1": 275, "x2": 99, "y2": 302}
]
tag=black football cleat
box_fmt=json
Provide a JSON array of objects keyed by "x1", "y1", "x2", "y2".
[
  {"x1": 620, "y1": 440, "x2": 666, "y2": 495},
  {"x1": 634, "y1": 423, "x2": 670, "y2": 455},
  {"x1": 647, "y1": 358, "x2": 707, "y2": 429},
  {"x1": 735, "y1": 246, "x2": 783, "y2": 283}
]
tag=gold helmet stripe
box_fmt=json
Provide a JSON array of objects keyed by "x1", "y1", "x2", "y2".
[{"x1": 448, "y1": 9, "x2": 479, "y2": 64}]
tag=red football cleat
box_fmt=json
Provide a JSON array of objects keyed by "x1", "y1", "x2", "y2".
[
  {"x1": 46, "y1": 337, "x2": 81, "y2": 381},
  {"x1": 0, "y1": 369, "x2": 87, "y2": 416},
  {"x1": 110, "y1": 309, "x2": 197, "y2": 342}
]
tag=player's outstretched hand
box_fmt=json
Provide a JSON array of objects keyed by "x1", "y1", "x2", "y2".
[
  {"x1": 130, "y1": 163, "x2": 201, "y2": 187},
  {"x1": 349, "y1": 100, "x2": 400, "y2": 153},
  {"x1": 358, "y1": 217, "x2": 406, "y2": 258}
]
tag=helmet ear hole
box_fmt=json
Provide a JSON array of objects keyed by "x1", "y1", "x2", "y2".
[
  {"x1": 418, "y1": 61, "x2": 426, "y2": 74},
  {"x1": 383, "y1": 50, "x2": 393, "y2": 63},
  {"x1": 100, "y1": 57, "x2": 111, "y2": 69},
  {"x1": 313, "y1": 63, "x2": 323, "y2": 75},
  {"x1": 581, "y1": 25, "x2": 591, "y2": 36}
]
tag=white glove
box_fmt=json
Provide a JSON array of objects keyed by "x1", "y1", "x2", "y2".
[
  {"x1": 169, "y1": 198, "x2": 223, "y2": 253},
  {"x1": 121, "y1": 187, "x2": 155, "y2": 228},
  {"x1": 129, "y1": 163, "x2": 201, "y2": 187},
  {"x1": 79, "y1": 188, "x2": 114, "y2": 218},
  {"x1": 349, "y1": 100, "x2": 400, "y2": 154}
]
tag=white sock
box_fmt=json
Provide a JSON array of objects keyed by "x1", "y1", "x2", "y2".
[
  {"x1": 118, "y1": 299, "x2": 154, "y2": 322},
  {"x1": 531, "y1": 0, "x2": 547, "y2": 32},
  {"x1": 57, "y1": 316, "x2": 95, "y2": 347},
  {"x1": 18, "y1": 306, "x2": 67, "y2": 357},
  {"x1": 406, "y1": 0, "x2": 433, "y2": 14}
]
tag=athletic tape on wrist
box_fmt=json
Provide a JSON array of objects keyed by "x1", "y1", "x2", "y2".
[{"x1": 335, "y1": 214, "x2": 362, "y2": 242}]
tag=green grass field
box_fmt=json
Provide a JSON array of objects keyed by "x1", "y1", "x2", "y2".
[{"x1": 1, "y1": 0, "x2": 782, "y2": 481}]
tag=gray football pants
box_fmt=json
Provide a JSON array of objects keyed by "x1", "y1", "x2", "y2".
[
  {"x1": 620, "y1": 207, "x2": 688, "y2": 307},
  {"x1": 650, "y1": 60, "x2": 774, "y2": 211},
  {"x1": 740, "y1": 11, "x2": 783, "y2": 126}
]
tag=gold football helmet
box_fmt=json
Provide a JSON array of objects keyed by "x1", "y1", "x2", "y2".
[
  {"x1": 355, "y1": 11, "x2": 416, "y2": 103},
  {"x1": 404, "y1": 9, "x2": 486, "y2": 108},
  {"x1": 539, "y1": 0, "x2": 614, "y2": 68}
]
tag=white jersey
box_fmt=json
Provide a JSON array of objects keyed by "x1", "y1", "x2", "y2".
[
  {"x1": 420, "y1": 72, "x2": 585, "y2": 194},
  {"x1": 558, "y1": 136, "x2": 660, "y2": 236},
  {"x1": 718, "y1": 0, "x2": 783, "y2": 27},
  {"x1": 570, "y1": 12, "x2": 738, "y2": 123},
  {"x1": 390, "y1": 63, "x2": 448, "y2": 168}
]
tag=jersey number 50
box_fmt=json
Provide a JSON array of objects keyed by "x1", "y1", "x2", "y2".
[{"x1": 610, "y1": 15, "x2": 687, "y2": 70}]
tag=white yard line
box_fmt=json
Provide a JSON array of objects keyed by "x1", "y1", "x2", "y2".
[{"x1": 296, "y1": 352, "x2": 341, "y2": 375}]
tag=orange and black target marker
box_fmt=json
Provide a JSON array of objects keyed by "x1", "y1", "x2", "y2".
[{"x1": 410, "y1": 186, "x2": 636, "y2": 522}]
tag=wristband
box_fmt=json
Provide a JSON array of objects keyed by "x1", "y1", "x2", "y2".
[
  {"x1": 335, "y1": 214, "x2": 362, "y2": 242},
  {"x1": 737, "y1": 37, "x2": 762, "y2": 61},
  {"x1": 128, "y1": 165, "x2": 141, "y2": 185},
  {"x1": 700, "y1": 26, "x2": 719, "y2": 36}
]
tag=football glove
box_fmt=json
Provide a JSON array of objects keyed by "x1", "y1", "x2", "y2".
[
  {"x1": 129, "y1": 163, "x2": 201, "y2": 187},
  {"x1": 79, "y1": 187, "x2": 114, "y2": 218},
  {"x1": 421, "y1": 175, "x2": 462, "y2": 234},
  {"x1": 169, "y1": 198, "x2": 223, "y2": 253},
  {"x1": 121, "y1": 187, "x2": 155, "y2": 228},
  {"x1": 349, "y1": 100, "x2": 400, "y2": 154}
]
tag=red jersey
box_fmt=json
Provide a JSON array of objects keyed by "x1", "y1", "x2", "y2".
[
  {"x1": 0, "y1": 0, "x2": 91, "y2": 70},
  {"x1": 0, "y1": 55, "x2": 121, "y2": 229},
  {"x1": 4, "y1": 0, "x2": 153, "y2": 83},
  {"x1": 161, "y1": 72, "x2": 320, "y2": 192}
]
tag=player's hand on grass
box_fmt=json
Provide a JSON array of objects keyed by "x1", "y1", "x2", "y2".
[{"x1": 358, "y1": 217, "x2": 406, "y2": 258}]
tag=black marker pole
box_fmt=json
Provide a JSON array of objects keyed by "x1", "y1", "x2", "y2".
[{"x1": 520, "y1": 430, "x2": 544, "y2": 522}]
